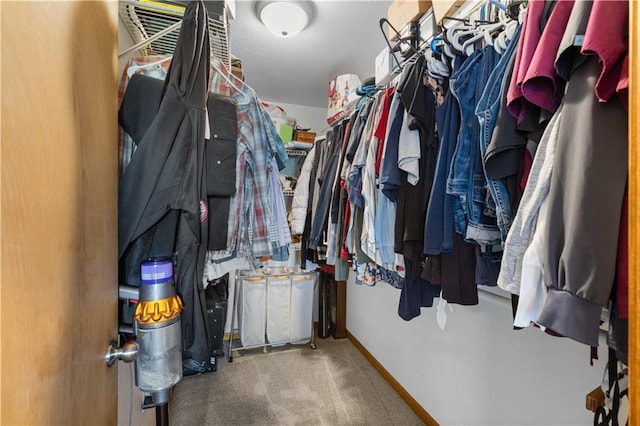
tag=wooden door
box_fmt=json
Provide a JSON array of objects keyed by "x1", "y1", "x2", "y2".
[
  {"x1": 1, "y1": 2, "x2": 119, "y2": 424},
  {"x1": 630, "y1": 1, "x2": 639, "y2": 423}
]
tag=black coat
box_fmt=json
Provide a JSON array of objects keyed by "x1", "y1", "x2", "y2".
[{"x1": 118, "y1": 1, "x2": 212, "y2": 363}]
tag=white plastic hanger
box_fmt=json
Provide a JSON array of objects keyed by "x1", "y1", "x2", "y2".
[
  {"x1": 504, "y1": 18, "x2": 518, "y2": 39},
  {"x1": 126, "y1": 56, "x2": 172, "y2": 78},
  {"x1": 211, "y1": 57, "x2": 251, "y2": 104},
  {"x1": 460, "y1": 0, "x2": 510, "y2": 54},
  {"x1": 462, "y1": 19, "x2": 507, "y2": 56},
  {"x1": 461, "y1": 30, "x2": 483, "y2": 56},
  {"x1": 425, "y1": 39, "x2": 450, "y2": 78},
  {"x1": 493, "y1": 19, "x2": 518, "y2": 53},
  {"x1": 426, "y1": 51, "x2": 450, "y2": 79},
  {"x1": 494, "y1": 31, "x2": 507, "y2": 54},
  {"x1": 443, "y1": 42, "x2": 458, "y2": 61},
  {"x1": 452, "y1": 29, "x2": 475, "y2": 56},
  {"x1": 445, "y1": 22, "x2": 476, "y2": 56}
]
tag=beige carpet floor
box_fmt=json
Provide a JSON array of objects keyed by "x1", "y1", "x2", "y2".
[{"x1": 168, "y1": 337, "x2": 424, "y2": 425}]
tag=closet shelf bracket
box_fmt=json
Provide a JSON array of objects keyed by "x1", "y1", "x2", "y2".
[
  {"x1": 119, "y1": 21, "x2": 182, "y2": 59},
  {"x1": 118, "y1": 0, "x2": 230, "y2": 67}
]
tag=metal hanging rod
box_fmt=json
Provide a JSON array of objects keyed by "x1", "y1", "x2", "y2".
[{"x1": 118, "y1": 21, "x2": 181, "y2": 59}]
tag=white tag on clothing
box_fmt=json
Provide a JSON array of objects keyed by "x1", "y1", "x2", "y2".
[
  {"x1": 395, "y1": 253, "x2": 405, "y2": 278},
  {"x1": 205, "y1": 105, "x2": 211, "y2": 139},
  {"x1": 436, "y1": 291, "x2": 453, "y2": 331}
]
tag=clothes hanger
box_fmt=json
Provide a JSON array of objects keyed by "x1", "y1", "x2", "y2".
[
  {"x1": 126, "y1": 56, "x2": 172, "y2": 78},
  {"x1": 210, "y1": 57, "x2": 251, "y2": 104},
  {"x1": 507, "y1": 0, "x2": 528, "y2": 21},
  {"x1": 440, "y1": 16, "x2": 472, "y2": 26},
  {"x1": 427, "y1": 62, "x2": 450, "y2": 79},
  {"x1": 447, "y1": 26, "x2": 473, "y2": 55},
  {"x1": 449, "y1": 16, "x2": 499, "y2": 56},
  {"x1": 426, "y1": 36, "x2": 451, "y2": 77},
  {"x1": 441, "y1": 17, "x2": 475, "y2": 55},
  {"x1": 430, "y1": 37, "x2": 444, "y2": 59},
  {"x1": 487, "y1": 0, "x2": 508, "y2": 13},
  {"x1": 482, "y1": 11, "x2": 508, "y2": 44},
  {"x1": 486, "y1": 9, "x2": 514, "y2": 53},
  {"x1": 493, "y1": 30, "x2": 507, "y2": 53},
  {"x1": 431, "y1": 35, "x2": 453, "y2": 72},
  {"x1": 465, "y1": 7, "x2": 513, "y2": 54},
  {"x1": 440, "y1": 31, "x2": 463, "y2": 69},
  {"x1": 379, "y1": 18, "x2": 420, "y2": 73},
  {"x1": 460, "y1": 21, "x2": 504, "y2": 55},
  {"x1": 492, "y1": 16, "x2": 518, "y2": 53},
  {"x1": 426, "y1": 50, "x2": 450, "y2": 79}
]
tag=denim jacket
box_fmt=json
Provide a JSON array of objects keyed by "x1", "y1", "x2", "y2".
[{"x1": 447, "y1": 48, "x2": 502, "y2": 251}]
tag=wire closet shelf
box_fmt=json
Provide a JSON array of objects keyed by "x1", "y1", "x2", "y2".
[{"x1": 119, "y1": 0, "x2": 230, "y2": 68}]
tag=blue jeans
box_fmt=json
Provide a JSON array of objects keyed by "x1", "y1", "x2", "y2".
[
  {"x1": 447, "y1": 50, "x2": 482, "y2": 237},
  {"x1": 475, "y1": 26, "x2": 522, "y2": 243},
  {"x1": 448, "y1": 48, "x2": 502, "y2": 250},
  {"x1": 475, "y1": 246, "x2": 502, "y2": 286}
]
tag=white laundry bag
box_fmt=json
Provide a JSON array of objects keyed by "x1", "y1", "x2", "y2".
[
  {"x1": 289, "y1": 273, "x2": 315, "y2": 344},
  {"x1": 238, "y1": 275, "x2": 267, "y2": 347},
  {"x1": 266, "y1": 274, "x2": 292, "y2": 345}
]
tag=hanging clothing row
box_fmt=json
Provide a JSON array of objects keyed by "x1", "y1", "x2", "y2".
[
  {"x1": 298, "y1": 0, "x2": 629, "y2": 360},
  {"x1": 117, "y1": 1, "x2": 292, "y2": 373}
]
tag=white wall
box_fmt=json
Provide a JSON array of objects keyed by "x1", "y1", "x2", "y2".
[
  {"x1": 262, "y1": 100, "x2": 328, "y2": 134},
  {"x1": 346, "y1": 276, "x2": 607, "y2": 425}
]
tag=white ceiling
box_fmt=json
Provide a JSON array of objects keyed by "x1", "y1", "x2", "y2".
[{"x1": 228, "y1": 0, "x2": 393, "y2": 108}]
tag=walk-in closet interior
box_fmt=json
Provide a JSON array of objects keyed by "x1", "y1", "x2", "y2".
[{"x1": 0, "y1": 0, "x2": 638, "y2": 425}]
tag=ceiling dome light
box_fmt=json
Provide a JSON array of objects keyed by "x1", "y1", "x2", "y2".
[{"x1": 256, "y1": 1, "x2": 314, "y2": 38}]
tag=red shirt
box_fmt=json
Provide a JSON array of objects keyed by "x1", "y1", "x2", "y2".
[
  {"x1": 521, "y1": 0, "x2": 575, "y2": 113},
  {"x1": 507, "y1": 0, "x2": 545, "y2": 123},
  {"x1": 373, "y1": 87, "x2": 395, "y2": 176},
  {"x1": 581, "y1": 0, "x2": 629, "y2": 104}
]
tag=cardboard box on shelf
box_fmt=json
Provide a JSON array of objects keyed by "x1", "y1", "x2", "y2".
[
  {"x1": 294, "y1": 130, "x2": 316, "y2": 144},
  {"x1": 231, "y1": 57, "x2": 244, "y2": 81},
  {"x1": 387, "y1": 0, "x2": 432, "y2": 35},
  {"x1": 231, "y1": 65, "x2": 243, "y2": 81},
  {"x1": 432, "y1": 0, "x2": 465, "y2": 25}
]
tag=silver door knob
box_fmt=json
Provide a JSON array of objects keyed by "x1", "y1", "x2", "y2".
[{"x1": 105, "y1": 340, "x2": 138, "y2": 367}]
